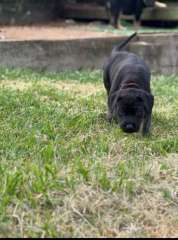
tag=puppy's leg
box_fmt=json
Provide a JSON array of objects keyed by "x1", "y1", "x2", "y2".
[
  {"x1": 134, "y1": 20, "x2": 141, "y2": 31},
  {"x1": 118, "y1": 16, "x2": 126, "y2": 30},
  {"x1": 116, "y1": 11, "x2": 126, "y2": 30},
  {"x1": 134, "y1": 9, "x2": 142, "y2": 30},
  {"x1": 110, "y1": 10, "x2": 119, "y2": 29},
  {"x1": 106, "y1": 1, "x2": 114, "y2": 27},
  {"x1": 103, "y1": 64, "x2": 113, "y2": 122},
  {"x1": 142, "y1": 114, "x2": 152, "y2": 135},
  {"x1": 110, "y1": 8, "x2": 125, "y2": 30},
  {"x1": 103, "y1": 63, "x2": 111, "y2": 96}
]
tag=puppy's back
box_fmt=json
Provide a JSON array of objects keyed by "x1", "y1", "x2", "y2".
[{"x1": 106, "y1": 51, "x2": 151, "y2": 93}]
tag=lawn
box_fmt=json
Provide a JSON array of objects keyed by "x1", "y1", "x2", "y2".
[{"x1": 0, "y1": 68, "x2": 178, "y2": 238}]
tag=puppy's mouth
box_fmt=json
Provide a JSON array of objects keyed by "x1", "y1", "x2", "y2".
[{"x1": 121, "y1": 123, "x2": 138, "y2": 133}]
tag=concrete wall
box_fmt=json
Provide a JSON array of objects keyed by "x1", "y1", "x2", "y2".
[
  {"x1": 130, "y1": 33, "x2": 178, "y2": 75},
  {"x1": 0, "y1": 33, "x2": 178, "y2": 75}
]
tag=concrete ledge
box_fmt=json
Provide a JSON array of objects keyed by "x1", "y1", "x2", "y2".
[
  {"x1": 130, "y1": 33, "x2": 178, "y2": 74},
  {"x1": 0, "y1": 37, "x2": 124, "y2": 71},
  {"x1": 0, "y1": 33, "x2": 178, "y2": 75}
]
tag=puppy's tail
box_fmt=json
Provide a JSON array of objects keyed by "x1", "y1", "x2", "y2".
[{"x1": 112, "y1": 32, "x2": 137, "y2": 53}]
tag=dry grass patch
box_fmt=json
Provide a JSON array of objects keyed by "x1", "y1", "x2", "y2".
[
  {"x1": 0, "y1": 79, "x2": 103, "y2": 97},
  {"x1": 0, "y1": 80, "x2": 31, "y2": 91},
  {"x1": 50, "y1": 81, "x2": 103, "y2": 97}
]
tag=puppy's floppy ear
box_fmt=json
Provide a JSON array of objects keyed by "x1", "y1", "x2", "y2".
[
  {"x1": 108, "y1": 91, "x2": 119, "y2": 114},
  {"x1": 142, "y1": 91, "x2": 154, "y2": 114}
]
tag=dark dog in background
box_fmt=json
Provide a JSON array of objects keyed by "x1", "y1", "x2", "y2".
[
  {"x1": 106, "y1": 0, "x2": 167, "y2": 29},
  {"x1": 103, "y1": 32, "x2": 154, "y2": 135}
]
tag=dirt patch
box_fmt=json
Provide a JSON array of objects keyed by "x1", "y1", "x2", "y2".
[
  {"x1": 0, "y1": 80, "x2": 104, "y2": 97},
  {"x1": 0, "y1": 21, "x2": 120, "y2": 41},
  {"x1": 50, "y1": 81, "x2": 103, "y2": 96},
  {"x1": 0, "y1": 80, "x2": 31, "y2": 91}
]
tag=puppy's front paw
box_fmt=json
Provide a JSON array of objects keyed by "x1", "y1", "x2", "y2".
[
  {"x1": 134, "y1": 21, "x2": 141, "y2": 31},
  {"x1": 118, "y1": 24, "x2": 126, "y2": 30}
]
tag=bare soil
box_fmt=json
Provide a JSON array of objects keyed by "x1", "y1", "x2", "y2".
[{"x1": 0, "y1": 20, "x2": 120, "y2": 41}]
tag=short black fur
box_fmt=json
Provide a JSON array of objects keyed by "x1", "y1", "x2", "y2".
[{"x1": 103, "y1": 33, "x2": 154, "y2": 135}]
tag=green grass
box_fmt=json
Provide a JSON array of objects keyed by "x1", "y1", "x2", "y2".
[{"x1": 0, "y1": 68, "x2": 178, "y2": 237}]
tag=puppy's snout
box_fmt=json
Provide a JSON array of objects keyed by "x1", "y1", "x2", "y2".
[
  {"x1": 123, "y1": 123, "x2": 136, "y2": 133},
  {"x1": 126, "y1": 123, "x2": 134, "y2": 131},
  {"x1": 126, "y1": 123, "x2": 134, "y2": 129}
]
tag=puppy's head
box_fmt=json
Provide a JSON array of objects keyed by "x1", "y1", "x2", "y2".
[{"x1": 109, "y1": 88, "x2": 154, "y2": 133}]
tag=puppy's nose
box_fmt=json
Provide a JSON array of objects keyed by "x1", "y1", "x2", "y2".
[
  {"x1": 126, "y1": 123, "x2": 134, "y2": 130},
  {"x1": 124, "y1": 123, "x2": 135, "y2": 133}
]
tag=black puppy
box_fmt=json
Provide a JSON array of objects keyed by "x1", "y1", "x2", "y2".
[
  {"x1": 103, "y1": 32, "x2": 154, "y2": 135},
  {"x1": 106, "y1": 0, "x2": 167, "y2": 29}
]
